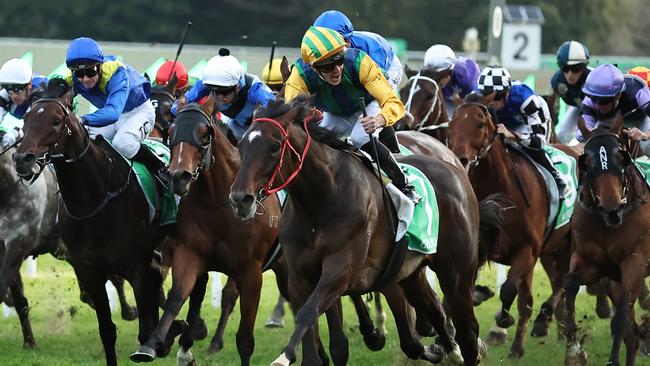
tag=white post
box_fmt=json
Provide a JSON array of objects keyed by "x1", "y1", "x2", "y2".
[
  {"x1": 2, "y1": 303, "x2": 16, "y2": 317},
  {"x1": 24, "y1": 256, "x2": 37, "y2": 278},
  {"x1": 105, "y1": 281, "x2": 118, "y2": 313},
  {"x1": 211, "y1": 272, "x2": 222, "y2": 308}
]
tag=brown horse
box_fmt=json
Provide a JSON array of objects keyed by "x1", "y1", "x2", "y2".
[
  {"x1": 12, "y1": 79, "x2": 167, "y2": 366},
  {"x1": 394, "y1": 65, "x2": 449, "y2": 142},
  {"x1": 448, "y1": 101, "x2": 582, "y2": 358},
  {"x1": 130, "y1": 99, "x2": 285, "y2": 366},
  {"x1": 564, "y1": 116, "x2": 650, "y2": 366},
  {"x1": 229, "y1": 96, "x2": 501, "y2": 366}
]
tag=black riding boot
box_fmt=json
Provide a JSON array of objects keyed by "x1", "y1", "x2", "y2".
[
  {"x1": 132, "y1": 144, "x2": 169, "y2": 192},
  {"x1": 527, "y1": 146, "x2": 567, "y2": 199},
  {"x1": 379, "y1": 126, "x2": 400, "y2": 154},
  {"x1": 360, "y1": 139, "x2": 419, "y2": 202}
]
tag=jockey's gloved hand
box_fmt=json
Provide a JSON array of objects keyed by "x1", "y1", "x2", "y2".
[
  {"x1": 625, "y1": 127, "x2": 648, "y2": 142},
  {"x1": 0, "y1": 132, "x2": 15, "y2": 149}
]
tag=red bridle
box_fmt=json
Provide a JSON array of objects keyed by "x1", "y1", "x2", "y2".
[{"x1": 252, "y1": 110, "x2": 322, "y2": 196}]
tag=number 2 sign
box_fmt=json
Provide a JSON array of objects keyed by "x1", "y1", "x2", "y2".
[{"x1": 500, "y1": 23, "x2": 541, "y2": 70}]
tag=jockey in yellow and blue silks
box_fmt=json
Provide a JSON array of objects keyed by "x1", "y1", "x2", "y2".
[
  {"x1": 171, "y1": 48, "x2": 275, "y2": 142},
  {"x1": 64, "y1": 37, "x2": 167, "y2": 186},
  {"x1": 0, "y1": 58, "x2": 48, "y2": 148},
  {"x1": 284, "y1": 26, "x2": 417, "y2": 201}
]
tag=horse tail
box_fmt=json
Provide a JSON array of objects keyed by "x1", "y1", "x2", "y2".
[{"x1": 477, "y1": 194, "x2": 509, "y2": 267}]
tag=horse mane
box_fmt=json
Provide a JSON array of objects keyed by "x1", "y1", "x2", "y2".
[
  {"x1": 258, "y1": 95, "x2": 355, "y2": 152},
  {"x1": 463, "y1": 93, "x2": 484, "y2": 104},
  {"x1": 45, "y1": 77, "x2": 72, "y2": 99},
  {"x1": 419, "y1": 67, "x2": 447, "y2": 83}
]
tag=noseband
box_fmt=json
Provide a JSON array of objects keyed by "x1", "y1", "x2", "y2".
[
  {"x1": 455, "y1": 103, "x2": 498, "y2": 171},
  {"x1": 403, "y1": 72, "x2": 443, "y2": 131},
  {"x1": 169, "y1": 106, "x2": 215, "y2": 181}
]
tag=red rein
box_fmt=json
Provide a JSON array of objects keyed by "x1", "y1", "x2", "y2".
[{"x1": 253, "y1": 110, "x2": 322, "y2": 196}]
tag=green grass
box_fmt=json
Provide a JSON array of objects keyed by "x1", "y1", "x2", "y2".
[{"x1": 0, "y1": 256, "x2": 647, "y2": 365}]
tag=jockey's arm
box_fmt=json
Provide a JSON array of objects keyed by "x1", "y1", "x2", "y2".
[
  {"x1": 358, "y1": 55, "x2": 405, "y2": 126},
  {"x1": 82, "y1": 69, "x2": 129, "y2": 127},
  {"x1": 171, "y1": 80, "x2": 210, "y2": 116},
  {"x1": 0, "y1": 90, "x2": 9, "y2": 123},
  {"x1": 521, "y1": 94, "x2": 548, "y2": 143},
  {"x1": 283, "y1": 68, "x2": 309, "y2": 102},
  {"x1": 248, "y1": 81, "x2": 275, "y2": 108}
]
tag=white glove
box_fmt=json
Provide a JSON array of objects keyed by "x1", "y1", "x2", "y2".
[{"x1": 0, "y1": 133, "x2": 16, "y2": 149}]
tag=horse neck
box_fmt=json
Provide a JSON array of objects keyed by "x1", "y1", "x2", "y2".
[
  {"x1": 470, "y1": 138, "x2": 519, "y2": 198},
  {"x1": 190, "y1": 125, "x2": 240, "y2": 204}
]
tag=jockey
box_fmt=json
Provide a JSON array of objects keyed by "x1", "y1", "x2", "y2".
[
  {"x1": 0, "y1": 58, "x2": 48, "y2": 148},
  {"x1": 155, "y1": 60, "x2": 189, "y2": 98},
  {"x1": 550, "y1": 40, "x2": 591, "y2": 143},
  {"x1": 284, "y1": 26, "x2": 417, "y2": 201},
  {"x1": 579, "y1": 64, "x2": 650, "y2": 154},
  {"x1": 423, "y1": 44, "x2": 480, "y2": 118},
  {"x1": 477, "y1": 65, "x2": 566, "y2": 197},
  {"x1": 171, "y1": 48, "x2": 274, "y2": 141},
  {"x1": 628, "y1": 66, "x2": 650, "y2": 88},
  {"x1": 64, "y1": 37, "x2": 166, "y2": 186},
  {"x1": 262, "y1": 58, "x2": 284, "y2": 93}
]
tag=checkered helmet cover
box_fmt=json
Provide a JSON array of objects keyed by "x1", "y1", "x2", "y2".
[{"x1": 477, "y1": 66, "x2": 512, "y2": 94}]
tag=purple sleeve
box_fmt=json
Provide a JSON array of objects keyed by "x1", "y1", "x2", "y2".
[
  {"x1": 576, "y1": 97, "x2": 597, "y2": 141},
  {"x1": 636, "y1": 86, "x2": 650, "y2": 116}
]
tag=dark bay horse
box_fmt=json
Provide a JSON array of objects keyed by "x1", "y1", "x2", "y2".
[
  {"x1": 12, "y1": 79, "x2": 168, "y2": 366},
  {"x1": 564, "y1": 117, "x2": 650, "y2": 366},
  {"x1": 394, "y1": 65, "x2": 449, "y2": 142},
  {"x1": 229, "y1": 97, "x2": 501, "y2": 366},
  {"x1": 448, "y1": 102, "x2": 582, "y2": 358},
  {"x1": 130, "y1": 100, "x2": 286, "y2": 366}
]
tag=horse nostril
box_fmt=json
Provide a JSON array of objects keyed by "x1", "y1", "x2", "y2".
[
  {"x1": 229, "y1": 192, "x2": 255, "y2": 211},
  {"x1": 12, "y1": 152, "x2": 36, "y2": 166},
  {"x1": 169, "y1": 170, "x2": 192, "y2": 194}
]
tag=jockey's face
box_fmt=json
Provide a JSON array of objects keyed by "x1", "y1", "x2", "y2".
[
  {"x1": 6, "y1": 83, "x2": 30, "y2": 105},
  {"x1": 486, "y1": 90, "x2": 508, "y2": 111},
  {"x1": 212, "y1": 85, "x2": 238, "y2": 105},
  {"x1": 74, "y1": 64, "x2": 101, "y2": 89},
  {"x1": 315, "y1": 63, "x2": 344, "y2": 86},
  {"x1": 562, "y1": 63, "x2": 586, "y2": 85},
  {"x1": 593, "y1": 94, "x2": 621, "y2": 114}
]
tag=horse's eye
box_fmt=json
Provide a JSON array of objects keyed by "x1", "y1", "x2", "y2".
[
  {"x1": 478, "y1": 122, "x2": 486, "y2": 129},
  {"x1": 53, "y1": 119, "x2": 62, "y2": 126},
  {"x1": 270, "y1": 141, "x2": 281, "y2": 153},
  {"x1": 425, "y1": 93, "x2": 435, "y2": 101}
]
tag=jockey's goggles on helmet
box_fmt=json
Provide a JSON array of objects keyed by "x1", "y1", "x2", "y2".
[
  {"x1": 562, "y1": 63, "x2": 585, "y2": 74},
  {"x1": 207, "y1": 85, "x2": 237, "y2": 95},
  {"x1": 588, "y1": 95, "x2": 617, "y2": 105},
  {"x1": 2, "y1": 84, "x2": 28, "y2": 94},
  {"x1": 72, "y1": 64, "x2": 100, "y2": 79}
]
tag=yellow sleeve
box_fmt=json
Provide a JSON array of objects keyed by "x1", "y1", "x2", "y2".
[
  {"x1": 358, "y1": 55, "x2": 405, "y2": 126},
  {"x1": 283, "y1": 67, "x2": 309, "y2": 102}
]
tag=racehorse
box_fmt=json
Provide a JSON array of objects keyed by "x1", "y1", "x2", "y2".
[
  {"x1": 394, "y1": 65, "x2": 449, "y2": 142},
  {"x1": 564, "y1": 115, "x2": 650, "y2": 366},
  {"x1": 229, "y1": 96, "x2": 503, "y2": 365},
  {"x1": 12, "y1": 78, "x2": 169, "y2": 366},
  {"x1": 447, "y1": 100, "x2": 582, "y2": 358},
  {"x1": 130, "y1": 99, "x2": 286, "y2": 366}
]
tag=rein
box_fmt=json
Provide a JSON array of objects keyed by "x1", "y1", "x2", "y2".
[
  {"x1": 403, "y1": 72, "x2": 442, "y2": 130},
  {"x1": 253, "y1": 110, "x2": 322, "y2": 198}
]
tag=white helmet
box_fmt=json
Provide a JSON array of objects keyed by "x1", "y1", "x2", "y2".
[
  {"x1": 423, "y1": 44, "x2": 457, "y2": 72},
  {"x1": 0, "y1": 58, "x2": 32, "y2": 85},
  {"x1": 202, "y1": 48, "x2": 243, "y2": 87}
]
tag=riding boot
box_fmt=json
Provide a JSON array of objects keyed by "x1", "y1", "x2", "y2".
[
  {"x1": 379, "y1": 126, "x2": 400, "y2": 154},
  {"x1": 526, "y1": 146, "x2": 567, "y2": 199},
  {"x1": 360, "y1": 139, "x2": 420, "y2": 203},
  {"x1": 132, "y1": 144, "x2": 169, "y2": 193}
]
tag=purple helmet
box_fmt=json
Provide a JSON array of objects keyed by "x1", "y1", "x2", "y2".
[{"x1": 582, "y1": 64, "x2": 625, "y2": 97}]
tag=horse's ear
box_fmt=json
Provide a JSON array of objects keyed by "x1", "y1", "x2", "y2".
[
  {"x1": 280, "y1": 56, "x2": 291, "y2": 83},
  {"x1": 60, "y1": 88, "x2": 74, "y2": 108},
  {"x1": 611, "y1": 111, "x2": 624, "y2": 135},
  {"x1": 577, "y1": 115, "x2": 592, "y2": 140},
  {"x1": 166, "y1": 72, "x2": 179, "y2": 94},
  {"x1": 201, "y1": 93, "x2": 215, "y2": 117},
  {"x1": 404, "y1": 64, "x2": 417, "y2": 78}
]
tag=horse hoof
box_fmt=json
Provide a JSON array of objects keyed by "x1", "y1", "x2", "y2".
[
  {"x1": 176, "y1": 347, "x2": 196, "y2": 366},
  {"x1": 565, "y1": 343, "x2": 588, "y2": 366},
  {"x1": 530, "y1": 319, "x2": 550, "y2": 337},
  {"x1": 191, "y1": 317, "x2": 208, "y2": 341},
  {"x1": 265, "y1": 318, "x2": 285, "y2": 328},
  {"x1": 472, "y1": 285, "x2": 495, "y2": 306},
  {"x1": 495, "y1": 312, "x2": 515, "y2": 328},
  {"x1": 507, "y1": 346, "x2": 524, "y2": 359},
  {"x1": 362, "y1": 328, "x2": 386, "y2": 351},
  {"x1": 207, "y1": 338, "x2": 224, "y2": 355},
  {"x1": 421, "y1": 343, "x2": 444, "y2": 364},
  {"x1": 477, "y1": 338, "x2": 488, "y2": 361},
  {"x1": 270, "y1": 352, "x2": 292, "y2": 366},
  {"x1": 130, "y1": 346, "x2": 156, "y2": 363},
  {"x1": 23, "y1": 341, "x2": 36, "y2": 350},
  {"x1": 445, "y1": 342, "x2": 464, "y2": 365},
  {"x1": 121, "y1": 306, "x2": 138, "y2": 321},
  {"x1": 595, "y1": 299, "x2": 611, "y2": 319},
  {"x1": 487, "y1": 325, "x2": 508, "y2": 346}
]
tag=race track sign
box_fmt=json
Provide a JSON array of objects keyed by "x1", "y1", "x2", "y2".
[{"x1": 499, "y1": 5, "x2": 544, "y2": 70}]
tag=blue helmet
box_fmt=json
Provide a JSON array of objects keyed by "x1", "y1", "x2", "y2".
[
  {"x1": 556, "y1": 40, "x2": 589, "y2": 67},
  {"x1": 313, "y1": 10, "x2": 354, "y2": 40},
  {"x1": 582, "y1": 64, "x2": 625, "y2": 97},
  {"x1": 66, "y1": 37, "x2": 104, "y2": 68}
]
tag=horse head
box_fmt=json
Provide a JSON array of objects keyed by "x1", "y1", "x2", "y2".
[
  {"x1": 167, "y1": 96, "x2": 216, "y2": 196},
  {"x1": 150, "y1": 72, "x2": 179, "y2": 141},
  {"x1": 578, "y1": 113, "x2": 633, "y2": 226},
  {"x1": 447, "y1": 99, "x2": 497, "y2": 172},
  {"x1": 229, "y1": 96, "x2": 317, "y2": 220},
  {"x1": 13, "y1": 78, "x2": 81, "y2": 177},
  {"x1": 396, "y1": 66, "x2": 444, "y2": 132}
]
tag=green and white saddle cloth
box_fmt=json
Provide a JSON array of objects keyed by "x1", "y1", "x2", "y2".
[
  {"x1": 542, "y1": 145, "x2": 579, "y2": 229},
  {"x1": 632, "y1": 158, "x2": 650, "y2": 186}
]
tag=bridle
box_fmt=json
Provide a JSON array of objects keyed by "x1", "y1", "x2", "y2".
[
  {"x1": 403, "y1": 72, "x2": 444, "y2": 131},
  {"x1": 168, "y1": 106, "x2": 215, "y2": 182},
  {"x1": 453, "y1": 102, "x2": 498, "y2": 171}
]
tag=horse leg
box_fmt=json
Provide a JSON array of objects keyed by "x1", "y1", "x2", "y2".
[
  {"x1": 108, "y1": 275, "x2": 138, "y2": 321},
  {"x1": 131, "y1": 247, "x2": 202, "y2": 362},
  {"x1": 532, "y1": 249, "x2": 569, "y2": 338},
  {"x1": 266, "y1": 257, "x2": 290, "y2": 328},
  {"x1": 372, "y1": 292, "x2": 388, "y2": 336},
  {"x1": 266, "y1": 295, "x2": 287, "y2": 328},
  {"x1": 176, "y1": 272, "x2": 209, "y2": 366},
  {"x1": 350, "y1": 295, "x2": 385, "y2": 351},
  {"x1": 638, "y1": 278, "x2": 650, "y2": 310},
  {"x1": 272, "y1": 257, "x2": 350, "y2": 366},
  {"x1": 589, "y1": 278, "x2": 613, "y2": 319},
  {"x1": 9, "y1": 273, "x2": 35, "y2": 349},
  {"x1": 324, "y1": 298, "x2": 349, "y2": 366},
  {"x1": 76, "y1": 269, "x2": 118, "y2": 366},
  {"x1": 507, "y1": 251, "x2": 536, "y2": 359},
  {"x1": 234, "y1": 267, "x2": 263, "y2": 366},
  {"x1": 563, "y1": 253, "x2": 597, "y2": 366},
  {"x1": 208, "y1": 276, "x2": 239, "y2": 354}
]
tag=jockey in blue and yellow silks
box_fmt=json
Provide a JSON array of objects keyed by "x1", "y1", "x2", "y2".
[
  {"x1": 64, "y1": 37, "x2": 167, "y2": 186},
  {"x1": 284, "y1": 26, "x2": 417, "y2": 201}
]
